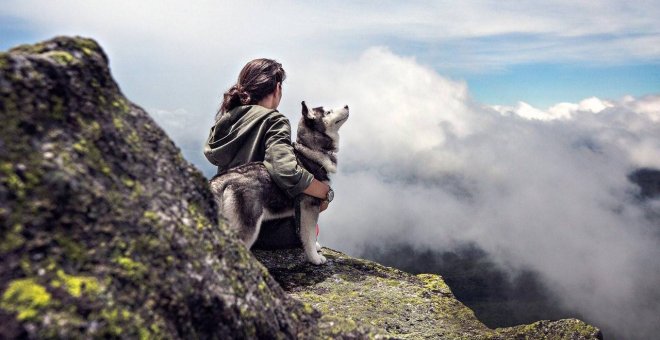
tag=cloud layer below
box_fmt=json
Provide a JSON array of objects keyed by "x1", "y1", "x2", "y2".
[{"x1": 293, "y1": 48, "x2": 660, "y2": 338}]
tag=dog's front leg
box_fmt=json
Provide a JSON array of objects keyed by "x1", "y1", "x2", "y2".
[{"x1": 300, "y1": 198, "x2": 326, "y2": 265}]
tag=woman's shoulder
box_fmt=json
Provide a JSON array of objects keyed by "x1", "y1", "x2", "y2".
[
  {"x1": 260, "y1": 107, "x2": 289, "y2": 123},
  {"x1": 268, "y1": 110, "x2": 287, "y2": 121},
  {"x1": 242, "y1": 104, "x2": 280, "y2": 116},
  {"x1": 232, "y1": 105, "x2": 280, "y2": 122},
  {"x1": 238, "y1": 105, "x2": 290, "y2": 127}
]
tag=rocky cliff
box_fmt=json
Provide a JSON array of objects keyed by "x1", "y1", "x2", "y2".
[
  {"x1": 0, "y1": 36, "x2": 602, "y2": 339},
  {"x1": 255, "y1": 248, "x2": 602, "y2": 339},
  {"x1": 0, "y1": 36, "x2": 322, "y2": 339}
]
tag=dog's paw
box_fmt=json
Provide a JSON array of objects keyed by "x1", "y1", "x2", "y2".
[
  {"x1": 315, "y1": 241, "x2": 322, "y2": 252},
  {"x1": 308, "y1": 254, "x2": 327, "y2": 265}
]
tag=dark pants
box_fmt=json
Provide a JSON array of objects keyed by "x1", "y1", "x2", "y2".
[{"x1": 252, "y1": 217, "x2": 303, "y2": 249}]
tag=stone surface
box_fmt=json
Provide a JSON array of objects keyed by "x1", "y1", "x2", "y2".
[
  {"x1": 0, "y1": 36, "x2": 325, "y2": 339},
  {"x1": 255, "y1": 248, "x2": 603, "y2": 340}
]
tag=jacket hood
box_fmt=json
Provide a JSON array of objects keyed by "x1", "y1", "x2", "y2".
[{"x1": 203, "y1": 105, "x2": 277, "y2": 168}]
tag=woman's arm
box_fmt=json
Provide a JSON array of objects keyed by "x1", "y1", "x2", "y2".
[
  {"x1": 263, "y1": 113, "x2": 316, "y2": 197},
  {"x1": 263, "y1": 113, "x2": 332, "y2": 211},
  {"x1": 303, "y1": 178, "x2": 330, "y2": 199},
  {"x1": 304, "y1": 179, "x2": 331, "y2": 212}
]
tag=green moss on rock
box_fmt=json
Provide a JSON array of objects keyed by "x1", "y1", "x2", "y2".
[
  {"x1": 254, "y1": 248, "x2": 602, "y2": 339},
  {"x1": 1, "y1": 278, "x2": 52, "y2": 320},
  {"x1": 111, "y1": 98, "x2": 130, "y2": 113},
  {"x1": 493, "y1": 319, "x2": 603, "y2": 340},
  {"x1": 54, "y1": 235, "x2": 86, "y2": 264},
  {"x1": 50, "y1": 270, "x2": 102, "y2": 298},
  {"x1": 115, "y1": 256, "x2": 148, "y2": 279},
  {"x1": 44, "y1": 50, "x2": 75, "y2": 65},
  {"x1": 0, "y1": 162, "x2": 26, "y2": 200},
  {"x1": 0, "y1": 53, "x2": 9, "y2": 69},
  {"x1": 0, "y1": 224, "x2": 25, "y2": 253},
  {"x1": 113, "y1": 116, "x2": 124, "y2": 130},
  {"x1": 0, "y1": 36, "x2": 327, "y2": 339}
]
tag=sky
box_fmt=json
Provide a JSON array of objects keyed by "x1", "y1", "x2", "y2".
[{"x1": 2, "y1": 1, "x2": 660, "y2": 338}]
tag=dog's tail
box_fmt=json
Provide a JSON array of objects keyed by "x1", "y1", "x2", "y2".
[{"x1": 208, "y1": 176, "x2": 231, "y2": 213}]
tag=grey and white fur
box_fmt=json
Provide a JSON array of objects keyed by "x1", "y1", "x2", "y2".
[{"x1": 208, "y1": 101, "x2": 349, "y2": 265}]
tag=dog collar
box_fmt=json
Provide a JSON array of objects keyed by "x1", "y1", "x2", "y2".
[{"x1": 326, "y1": 187, "x2": 334, "y2": 202}]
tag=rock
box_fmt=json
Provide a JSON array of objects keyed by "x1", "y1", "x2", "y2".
[
  {"x1": 253, "y1": 217, "x2": 303, "y2": 250},
  {"x1": 0, "y1": 35, "x2": 603, "y2": 339},
  {"x1": 0, "y1": 36, "x2": 326, "y2": 339},
  {"x1": 255, "y1": 248, "x2": 603, "y2": 339},
  {"x1": 495, "y1": 319, "x2": 603, "y2": 340}
]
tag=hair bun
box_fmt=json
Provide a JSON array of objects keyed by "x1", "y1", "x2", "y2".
[
  {"x1": 224, "y1": 85, "x2": 247, "y2": 104},
  {"x1": 237, "y1": 88, "x2": 251, "y2": 104},
  {"x1": 219, "y1": 59, "x2": 285, "y2": 114}
]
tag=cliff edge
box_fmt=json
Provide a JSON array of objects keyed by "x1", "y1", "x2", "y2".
[
  {"x1": 0, "y1": 36, "x2": 602, "y2": 339},
  {"x1": 255, "y1": 248, "x2": 601, "y2": 339}
]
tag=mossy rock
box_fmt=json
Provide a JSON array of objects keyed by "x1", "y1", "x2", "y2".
[
  {"x1": 255, "y1": 248, "x2": 602, "y2": 339},
  {"x1": 0, "y1": 36, "x2": 327, "y2": 339}
]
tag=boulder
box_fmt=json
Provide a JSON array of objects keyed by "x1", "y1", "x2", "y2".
[
  {"x1": 255, "y1": 248, "x2": 602, "y2": 339},
  {"x1": 0, "y1": 36, "x2": 324, "y2": 339}
]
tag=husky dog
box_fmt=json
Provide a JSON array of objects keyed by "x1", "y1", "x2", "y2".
[{"x1": 209, "y1": 101, "x2": 349, "y2": 265}]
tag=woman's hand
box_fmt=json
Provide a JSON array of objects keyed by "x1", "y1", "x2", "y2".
[
  {"x1": 303, "y1": 179, "x2": 330, "y2": 199},
  {"x1": 303, "y1": 179, "x2": 331, "y2": 212},
  {"x1": 320, "y1": 200, "x2": 329, "y2": 212}
]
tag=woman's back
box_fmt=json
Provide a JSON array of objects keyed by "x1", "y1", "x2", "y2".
[
  {"x1": 205, "y1": 105, "x2": 279, "y2": 174},
  {"x1": 204, "y1": 58, "x2": 332, "y2": 249}
]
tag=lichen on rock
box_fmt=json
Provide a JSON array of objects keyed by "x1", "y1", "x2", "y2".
[
  {"x1": 255, "y1": 248, "x2": 603, "y2": 339},
  {"x1": 0, "y1": 36, "x2": 323, "y2": 339},
  {"x1": 1, "y1": 278, "x2": 52, "y2": 321}
]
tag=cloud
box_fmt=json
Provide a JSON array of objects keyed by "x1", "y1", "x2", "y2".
[
  {"x1": 492, "y1": 97, "x2": 618, "y2": 121},
  {"x1": 287, "y1": 48, "x2": 660, "y2": 338}
]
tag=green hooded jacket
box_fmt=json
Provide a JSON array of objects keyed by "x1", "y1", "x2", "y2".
[{"x1": 203, "y1": 105, "x2": 314, "y2": 198}]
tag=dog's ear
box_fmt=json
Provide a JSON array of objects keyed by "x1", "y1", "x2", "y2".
[{"x1": 301, "y1": 101, "x2": 311, "y2": 118}]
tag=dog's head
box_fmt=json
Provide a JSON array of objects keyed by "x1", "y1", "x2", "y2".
[
  {"x1": 301, "y1": 101, "x2": 349, "y2": 132},
  {"x1": 297, "y1": 101, "x2": 349, "y2": 151}
]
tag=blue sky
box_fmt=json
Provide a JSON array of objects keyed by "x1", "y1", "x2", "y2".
[
  {"x1": 376, "y1": 31, "x2": 660, "y2": 107},
  {"x1": 465, "y1": 62, "x2": 660, "y2": 107},
  {"x1": 2, "y1": 35, "x2": 658, "y2": 111}
]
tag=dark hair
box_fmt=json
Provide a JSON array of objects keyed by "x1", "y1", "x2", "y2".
[{"x1": 218, "y1": 58, "x2": 286, "y2": 116}]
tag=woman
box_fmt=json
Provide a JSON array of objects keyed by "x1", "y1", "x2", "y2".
[{"x1": 203, "y1": 58, "x2": 331, "y2": 217}]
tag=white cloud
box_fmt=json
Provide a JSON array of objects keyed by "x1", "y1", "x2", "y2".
[
  {"x1": 623, "y1": 94, "x2": 660, "y2": 122},
  {"x1": 493, "y1": 97, "x2": 616, "y2": 121},
  {"x1": 289, "y1": 48, "x2": 660, "y2": 338}
]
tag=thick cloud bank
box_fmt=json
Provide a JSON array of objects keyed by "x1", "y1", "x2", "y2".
[{"x1": 298, "y1": 48, "x2": 660, "y2": 338}]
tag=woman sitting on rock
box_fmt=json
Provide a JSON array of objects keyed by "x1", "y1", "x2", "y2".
[{"x1": 203, "y1": 58, "x2": 330, "y2": 247}]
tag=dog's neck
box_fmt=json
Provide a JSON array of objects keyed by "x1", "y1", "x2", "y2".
[{"x1": 293, "y1": 142, "x2": 338, "y2": 174}]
